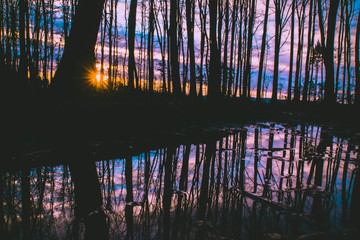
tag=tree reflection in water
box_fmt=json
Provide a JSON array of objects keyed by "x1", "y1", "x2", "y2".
[{"x1": 1, "y1": 123, "x2": 360, "y2": 239}]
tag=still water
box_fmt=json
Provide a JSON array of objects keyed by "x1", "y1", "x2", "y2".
[{"x1": 1, "y1": 123, "x2": 359, "y2": 239}]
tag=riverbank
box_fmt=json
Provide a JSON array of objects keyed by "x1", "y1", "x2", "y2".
[{"x1": 3, "y1": 94, "x2": 360, "y2": 169}]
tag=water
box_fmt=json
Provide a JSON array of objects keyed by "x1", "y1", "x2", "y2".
[{"x1": 1, "y1": 123, "x2": 359, "y2": 239}]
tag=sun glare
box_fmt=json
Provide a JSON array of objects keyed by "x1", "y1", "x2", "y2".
[{"x1": 96, "y1": 74, "x2": 100, "y2": 82}]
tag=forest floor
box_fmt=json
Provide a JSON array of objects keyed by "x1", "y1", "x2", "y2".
[{"x1": 3, "y1": 92, "x2": 360, "y2": 169}]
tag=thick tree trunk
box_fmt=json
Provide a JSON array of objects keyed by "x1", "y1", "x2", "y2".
[
  {"x1": 318, "y1": 0, "x2": 340, "y2": 104},
  {"x1": 52, "y1": 0, "x2": 106, "y2": 95},
  {"x1": 128, "y1": 0, "x2": 137, "y2": 91},
  {"x1": 208, "y1": 0, "x2": 220, "y2": 98}
]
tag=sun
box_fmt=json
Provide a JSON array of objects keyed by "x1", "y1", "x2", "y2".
[{"x1": 95, "y1": 74, "x2": 100, "y2": 82}]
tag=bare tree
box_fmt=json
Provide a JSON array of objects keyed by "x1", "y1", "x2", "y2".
[
  {"x1": 256, "y1": 0, "x2": 270, "y2": 101},
  {"x1": 355, "y1": 8, "x2": 360, "y2": 104},
  {"x1": 302, "y1": 0, "x2": 315, "y2": 102},
  {"x1": 287, "y1": 0, "x2": 295, "y2": 102},
  {"x1": 272, "y1": 0, "x2": 290, "y2": 102},
  {"x1": 317, "y1": 0, "x2": 340, "y2": 104},
  {"x1": 294, "y1": 0, "x2": 307, "y2": 103},
  {"x1": 208, "y1": 0, "x2": 221, "y2": 98},
  {"x1": 128, "y1": 0, "x2": 137, "y2": 91},
  {"x1": 148, "y1": 0, "x2": 155, "y2": 93},
  {"x1": 243, "y1": 0, "x2": 256, "y2": 99},
  {"x1": 52, "y1": 0, "x2": 106, "y2": 95},
  {"x1": 19, "y1": 0, "x2": 27, "y2": 83},
  {"x1": 170, "y1": 0, "x2": 181, "y2": 95}
]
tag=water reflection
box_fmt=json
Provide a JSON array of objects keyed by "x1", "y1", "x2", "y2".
[{"x1": 1, "y1": 123, "x2": 360, "y2": 239}]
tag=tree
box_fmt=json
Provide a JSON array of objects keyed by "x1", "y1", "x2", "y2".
[
  {"x1": 52, "y1": 0, "x2": 106, "y2": 95},
  {"x1": 243, "y1": 0, "x2": 256, "y2": 99},
  {"x1": 228, "y1": 0, "x2": 239, "y2": 97},
  {"x1": 272, "y1": 0, "x2": 290, "y2": 102},
  {"x1": 293, "y1": 0, "x2": 307, "y2": 103},
  {"x1": 148, "y1": 0, "x2": 155, "y2": 93},
  {"x1": 222, "y1": 0, "x2": 230, "y2": 95},
  {"x1": 128, "y1": 0, "x2": 137, "y2": 91},
  {"x1": 170, "y1": 0, "x2": 181, "y2": 95},
  {"x1": 317, "y1": 0, "x2": 340, "y2": 104},
  {"x1": 208, "y1": 0, "x2": 221, "y2": 98},
  {"x1": 19, "y1": 0, "x2": 27, "y2": 83},
  {"x1": 355, "y1": 8, "x2": 360, "y2": 104},
  {"x1": 302, "y1": 0, "x2": 314, "y2": 102},
  {"x1": 287, "y1": 0, "x2": 295, "y2": 102},
  {"x1": 186, "y1": 0, "x2": 196, "y2": 97},
  {"x1": 256, "y1": 0, "x2": 270, "y2": 101}
]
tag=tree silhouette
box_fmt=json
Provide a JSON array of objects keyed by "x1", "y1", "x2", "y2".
[
  {"x1": 356, "y1": 8, "x2": 360, "y2": 104},
  {"x1": 317, "y1": 0, "x2": 340, "y2": 104},
  {"x1": 52, "y1": 0, "x2": 106, "y2": 95}
]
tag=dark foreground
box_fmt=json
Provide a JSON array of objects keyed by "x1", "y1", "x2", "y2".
[{"x1": 2, "y1": 97, "x2": 360, "y2": 239}]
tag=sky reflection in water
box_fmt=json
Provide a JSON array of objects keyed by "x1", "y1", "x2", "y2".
[{"x1": 1, "y1": 123, "x2": 359, "y2": 239}]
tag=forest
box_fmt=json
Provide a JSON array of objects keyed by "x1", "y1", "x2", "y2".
[
  {"x1": 1, "y1": 0, "x2": 359, "y2": 103},
  {"x1": 2, "y1": 1, "x2": 360, "y2": 240}
]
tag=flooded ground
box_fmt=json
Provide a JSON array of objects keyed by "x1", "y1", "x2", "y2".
[{"x1": 1, "y1": 122, "x2": 360, "y2": 239}]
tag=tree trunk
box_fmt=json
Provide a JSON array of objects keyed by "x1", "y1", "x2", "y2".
[
  {"x1": 335, "y1": 1, "x2": 344, "y2": 99},
  {"x1": 108, "y1": 0, "x2": 114, "y2": 90},
  {"x1": 228, "y1": 0, "x2": 239, "y2": 97},
  {"x1": 234, "y1": 3, "x2": 243, "y2": 97},
  {"x1": 287, "y1": 0, "x2": 295, "y2": 102},
  {"x1": 345, "y1": 0, "x2": 352, "y2": 104},
  {"x1": 148, "y1": 0, "x2": 154, "y2": 93},
  {"x1": 186, "y1": 0, "x2": 196, "y2": 97},
  {"x1": 19, "y1": 0, "x2": 27, "y2": 83},
  {"x1": 208, "y1": 0, "x2": 220, "y2": 99},
  {"x1": 170, "y1": 0, "x2": 181, "y2": 95},
  {"x1": 302, "y1": 0, "x2": 314, "y2": 102},
  {"x1": 272, "y1": 1, "x2": 281, "y2": 102},
  {"x1": 53, "y1": 0, "x2": 106, "y2": 95},
  {"x1": 318, "y1": 0, "x2": 340, "y2": 104},
  {"x1": 50, "y1": 0, "x2": 54, "y2": 83},
  {"x1": 355, "y1": 8, "x2": 360, "y2": 104},
  {"x1": 198, "y1": 0, "x2": 206, "y2": 97},
  {"x1": 257, "y1": 0, "x2": 270, "y2": 101},
  {"x1": 243, "y1": 0, "x2": 256, "y2": 99},
  {"x1": 128, "y1": 0, "x2": 137, "y2": 91},
  {"x1": 42, "y1": 0, "x2": 48, "y2": 86},
  {"x1": 222, "y1": 0, "x2": 230, "y2": 95},
  {"x1": 294, "y1": 1, "x2": 306, "y2": 103}
]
